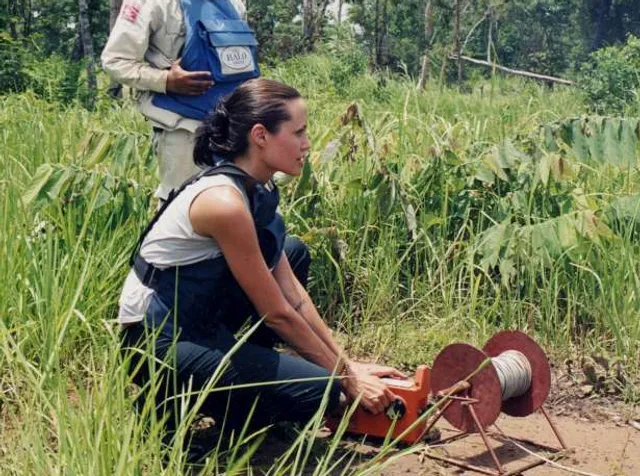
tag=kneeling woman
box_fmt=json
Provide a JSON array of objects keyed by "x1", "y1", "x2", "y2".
[{"x1": 119, "y1": 79, "x2": 404, "y2": 442}]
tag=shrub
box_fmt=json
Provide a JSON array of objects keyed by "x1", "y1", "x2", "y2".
[
  {"x1": 0, "y1": 33, "x2": 29, "y2": 94},
  {"x1": 321, "y1": 30, "x2": 368, "y2": 95},
  {"x1": 579, "y1": 35, "x2": 640, "y2": 114}
]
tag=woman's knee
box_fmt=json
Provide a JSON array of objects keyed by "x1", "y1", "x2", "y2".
[{"x1": 269, "y1": 354, "x2": 342, "y2": 421}]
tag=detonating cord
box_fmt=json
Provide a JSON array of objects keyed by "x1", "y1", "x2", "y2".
[
  {"x1": 493, "y1": 423, "x2": 602, "y2": 476},
  {"x1": 492, "y1": 350, "x2": 532, "y2": 401}
]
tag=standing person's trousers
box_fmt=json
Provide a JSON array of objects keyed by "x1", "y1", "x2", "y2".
[{"x1": 151, "y1": 128, "x2": 202, "y2": 201}]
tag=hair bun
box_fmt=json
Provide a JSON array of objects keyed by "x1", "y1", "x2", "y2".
[
  {"x1": 214, "y1": 101, "x2": 229, "y2": 120},
  {"x1": 193, "y1": 100, "x2": 233, "y2": 164}
]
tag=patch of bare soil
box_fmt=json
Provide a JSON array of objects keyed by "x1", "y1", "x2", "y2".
[
  {"x1": 378, "y1": 412, "x2": 639, "y2": 476},
  {"x1": 251, "y1": 367, "x2": 638, "y2": 475},
  {"x1": 354, "y1": 369, "x2": 640, "y2": 476}
]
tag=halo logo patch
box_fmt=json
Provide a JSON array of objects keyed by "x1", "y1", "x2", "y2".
[{"x1": 217, "y1": 46, "x2": 254, "y2": 75}]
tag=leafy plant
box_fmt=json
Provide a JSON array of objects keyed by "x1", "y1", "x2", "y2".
[{"x1": 579, "y1": 35, "x2": 640, "y2": 114}]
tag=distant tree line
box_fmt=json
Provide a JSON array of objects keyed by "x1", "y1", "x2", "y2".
[{"x1": 1, "y1": 0, "x2": 639, "y2": 105}]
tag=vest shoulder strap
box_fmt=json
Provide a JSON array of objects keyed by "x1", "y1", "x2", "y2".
[{"x1": 128, "y1": 162, "x2": 256, "y2": 266}]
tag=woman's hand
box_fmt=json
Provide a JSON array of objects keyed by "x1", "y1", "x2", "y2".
[
  {"x1": 349, "y1": 361, "x2": 407, "y2": 380},
  {"x1": 341, "y1": 368, "x2": 397, "y2": 415}
]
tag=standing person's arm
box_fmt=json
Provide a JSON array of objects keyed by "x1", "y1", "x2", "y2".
[
  {"x1": 101, "y1": 1, "x2": 168, "y2": 92},
  {"x1": 231, "y1": 0, "x2": 248, "y2": 20},
  {"x1": 101, "y1": 0, "x2": 213, "y2": 95}
]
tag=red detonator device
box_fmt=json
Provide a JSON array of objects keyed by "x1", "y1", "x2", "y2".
[
  {"x1": 326, "y1": 365, "x2": 432, "y2": 444},
  {"x1": 325, "y1": 332, "x2": 569, "y2": 476}
]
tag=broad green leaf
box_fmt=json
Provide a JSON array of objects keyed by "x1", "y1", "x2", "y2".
[
  {"x1": 603, "y1": 119, "x2": 621, "y2": 166},
  {"x1": 376, "y1": 178, "x2": 396, "y2": 217},
  {"x1": 499, "y1": 258, "x2": 517, "y2": 286},
  {"x1": 477, "y1": 222, "x2": 509, "y2": 269},
  {"x1": 295, "y1": 157, "x2": 314, "y2": 195},
  {"x1": 606, "y1": 195, "x2": 640, "y2": 222},
  {"x1": 474, "y1": 164, "x2": 495, "y2": 184},
  {"x1": 346, "y1": 179, "x2": 363, "y2": 192},
  {"x1": 22, "y1": 163, "x2": 54, "y2": 206},
  {"x1": 543, "y1": 124, "x2": 557, "y2": 151},
  {"x1": 45, "y1": 166, "x2": 72, "y2": 201},
  {"x1": 111, "y1": 135, "x2": 136, "y2": 175},
  {"x1": 619, "y1": 118, "x2": 639, "y2": 168},
  {"x1": 483, "y1": 147, "x2": 509, "y2": 181},
  {"x1": 586, "y1": 117, "x2": 606, "y2": 163},
  {"x1": 85, "y1": 133, "x2": 113, "y2": 167},
  {"x1": 570, "y1": 119, "x2": 590, "y2": 162},
  {"x1": 538, "y1": 153, "x2": 551, "y2": 186}
]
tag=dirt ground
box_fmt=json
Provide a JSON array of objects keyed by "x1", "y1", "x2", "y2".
[
  {"x1": 377, "y1": 412, "x2": 640, "y2": 476},
  {"x1": 349, "y1": 370, "x2": 640, "y2": 476},
  {"x1": 252, "y1": 369, "x2": 640, "y2": 476}
]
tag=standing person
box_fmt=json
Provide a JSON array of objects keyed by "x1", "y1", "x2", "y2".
[
  {"x1": 119, "y1": 79, "x2": 405, "y2": 458},
  {"x1": 101, "y1": 0, "x2": 259, "y2": 201}
]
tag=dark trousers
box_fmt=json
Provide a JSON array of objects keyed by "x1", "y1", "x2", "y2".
[{"x1": 121, "y1": 237, "x2": 341, "y2": 434}]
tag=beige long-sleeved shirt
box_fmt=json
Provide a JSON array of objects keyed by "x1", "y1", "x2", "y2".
[{"x1": 101, "y1": 0, "x2": 246, "y2": 131}]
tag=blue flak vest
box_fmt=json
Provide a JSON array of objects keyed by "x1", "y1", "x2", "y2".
[
  {"x1": 131, "y1": 163, "x2": 285, "y2": 335},
  {"x1": 152, "y1": 0, "x2": 261, "y2": 121}
]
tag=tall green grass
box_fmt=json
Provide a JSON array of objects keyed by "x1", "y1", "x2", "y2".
[{"x1": 1, "y1": 54, "x2": 638, "y2": 474}]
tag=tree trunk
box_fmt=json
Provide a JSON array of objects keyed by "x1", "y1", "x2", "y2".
[
  {"x1": 8, "y1": 0, "x2": 18, "y2": 39},
  {"x1": 373, "y1": 0, "x2": 380, "y2": 67},
  {"x1": 23, "y1": 0, "x2": 32, "y2": 37},
  {"x1": 592, "y1": 0, "x2": 613, "y2": 50},
  {"x1": 487, "y1": 10, "x2": 493, "y2": 63},
  {"x1": 418, "y1": 0, "x2": 434, "y2": 89},
  {"x1": 451, "y1": 54, "x2": 574, "y2": 86},
  {"x1": 302, "y1": 0, "x2": 314, "y2": 50},
  {"x1": 108, "y1": 0, "x2": 124, "y2": 98},
  {"x1": 317, "y1": 0, "x2": 331, "y2": 39},
  {"x1": 381, "y1": 0, "x2": 388, "y2": 67},
  {"x1": 455, "y1": 0, "x2": 462, "y2": 82},
  {"x1": 337, "y1": 0, "x2": 343, "y2": 26},
  {"x1": 78, "y1": 0, "x2": 97, "y2": 109}
]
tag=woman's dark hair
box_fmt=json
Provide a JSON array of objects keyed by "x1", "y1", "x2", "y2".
[{"x1": 193, "y1": 79, "x2": 302, "y2": 166}]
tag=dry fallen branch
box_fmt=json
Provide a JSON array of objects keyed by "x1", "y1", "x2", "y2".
[{"x1": 450, "y1": 54, "x2": 575, "y2": 86}]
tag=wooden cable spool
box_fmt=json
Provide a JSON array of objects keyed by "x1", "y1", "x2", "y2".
[{"x1": 429, "y1": 331, "x2": 551, "y2": 433}]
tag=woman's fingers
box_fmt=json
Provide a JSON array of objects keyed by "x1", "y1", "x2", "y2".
[
  {"x1": 350, "y1": 361, "x2": 408, "y2": 379},
  {"x1": 363, "y1": 397, "x2": 385, "y2": 415},
  {"x1": 351, "y1": 371, "x2": 397, "y2": 415},
  {"x1": 387, "y1": 368, "x2": 408, "y2": 379},
  {"x1": 371, "y1": 366, "x2": 407, "y2": 379}
]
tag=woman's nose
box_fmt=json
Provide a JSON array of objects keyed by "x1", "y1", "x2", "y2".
[{"x1": 301, "y1": 136, "x2": 311, "y2": 152}]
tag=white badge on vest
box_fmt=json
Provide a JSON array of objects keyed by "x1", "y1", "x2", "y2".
[{"x1": 217, "y1": 46, "x2": 255, "y2": 75}]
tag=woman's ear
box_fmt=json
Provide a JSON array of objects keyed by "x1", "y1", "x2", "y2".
[{"x1": 249, "y1": 123, "x2": 268, "y2": 148}]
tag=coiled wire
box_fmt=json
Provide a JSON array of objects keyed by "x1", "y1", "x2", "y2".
[{"x1": 492, "y1": 350, "x2": 532, "y2": 401}]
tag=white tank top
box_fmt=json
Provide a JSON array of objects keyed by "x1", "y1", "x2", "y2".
[{"x1": 118, "y1": 174, "x2": 248, "y2": 324}]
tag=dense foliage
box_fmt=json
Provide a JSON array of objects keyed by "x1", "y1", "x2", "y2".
[
  {"x1": 579, "y1": 35, "x2": 640, "y2": 113},
  {"x1": 2, "y1": 0, "x2": 640, "y2": 111},
  {"x1": 2, "y1": 2, "x2": 640, "y2": 473}
]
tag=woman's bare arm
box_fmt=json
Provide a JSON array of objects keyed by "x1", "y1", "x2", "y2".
[
  {"x1": 190, "y1": 186, "x2": 399, "y2": 414},
  {"x1": 273, "y1": 253, "x2": 406, "y2": 380},
  {"x1": 190, "y1": 187, "x2": 339, "y2": 370}
]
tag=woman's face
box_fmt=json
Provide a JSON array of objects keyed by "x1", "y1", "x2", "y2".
[{"x1": 261, "y1": 98, "x2": 311, "y2": 176}]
